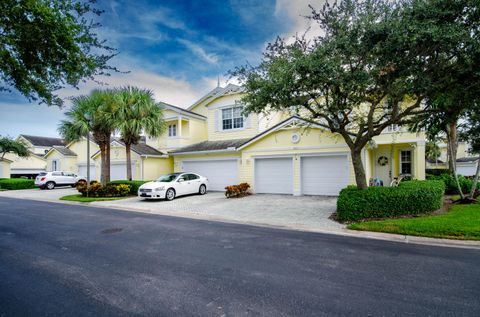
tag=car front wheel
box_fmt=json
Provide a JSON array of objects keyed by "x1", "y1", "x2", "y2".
[
  {"x1": 199, "y1": 184, "x2": 207, "y2": 195},
  {"x1": 46, "y1": 181, "x2": 55, "y2": 190},
  {"x1": 165, "y1": 188, "x2": 176, "y2": 201}
]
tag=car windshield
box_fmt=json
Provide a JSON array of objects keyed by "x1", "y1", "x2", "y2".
[{"x1": 155, "y1": 173, "x2": 181, "y2": 182}]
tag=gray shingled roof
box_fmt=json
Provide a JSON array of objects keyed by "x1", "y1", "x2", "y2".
[
  {"x1": 52, "y1": 146, "x2": 77, "y2": 156},
  {"x1": 159, "y1": 102, "x2": 206, "y2": 118},
  {"x1": 130, "y1": 142, "x2": 165, "y2": 156},
  {"x1": 426, "y1": 158, "x2": 444, "y2": 164},
  {"x1": 20, "y1": 134, "x2": 64, "y2": 147},
  {"x1": 105, "y1": 139, "x2": 166, "y2": 156},
  {"x1": 171, "y1": 138, "x2": 250, "y2": 154},
  {"x1": 457, "y1": 157, "x2": 479, "y2": 163}
]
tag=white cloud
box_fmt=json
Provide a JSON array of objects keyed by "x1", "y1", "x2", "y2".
[
  {"x1": 274, "y1": 0, "x2": 326, "y2": 41},
  {"x1": 177, "y1": 39, "x2": 219, "y2": 64}
]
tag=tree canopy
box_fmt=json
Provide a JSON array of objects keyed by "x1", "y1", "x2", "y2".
[
  {"x1": 232, "y1": 0, "x2": 480, "y2": 189},
  {"x1": 0, "y1": 136, "x2": 29, "y2": 159},
  {"x1": 0, "y1": 0, "x2": 119, "y2": 106}
]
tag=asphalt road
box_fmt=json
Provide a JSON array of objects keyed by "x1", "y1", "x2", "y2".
[{"x1": 0, "y1": 197, "x2": 479, "y2": 317}]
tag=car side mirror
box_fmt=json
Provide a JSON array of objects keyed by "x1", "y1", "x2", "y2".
[{"x1": 178, "y1": 178, "x2": 184, "y2": 183}]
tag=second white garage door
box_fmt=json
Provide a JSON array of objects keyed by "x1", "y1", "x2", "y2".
[
  {"x1": 182, "y1": 159, "x2": 238, "y2": 191},
  {"x1": 110, "y1": 163, "x2": 136, "y2": 181},
  {"x1": 78, "y1": 164, "x2": 96, "y2": 180},
  {"x1": 255, "y1": 157, "x2": 293, "y2": 194},
  {"x1": 301, "y1": 155, "x2": 349, "y2": 196}
]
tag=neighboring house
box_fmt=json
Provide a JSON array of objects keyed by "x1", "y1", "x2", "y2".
[
  {"x1": 44, "y1": 138, "x2": 100, "y2": 178},
  {"x1": 0, "y1": 158, "x2": 12, "y2": 178},
  {"x1": 167, "y1": 84, "x2": 426, "y2": 195},
  {"x1": 17, "y1": 134, "x2": 65, "y2": 155},
  {"x1": 5, "y1": 135, "x2": 64, "y2": 178},
  {"x1": 427, "y1": 141, "x2": 478, "y2": 176}
]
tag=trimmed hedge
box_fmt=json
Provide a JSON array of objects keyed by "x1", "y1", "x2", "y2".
[
  {"x1": 0, "y1": 178, "x2": 35, "y2": 190},
  {"x1": 107, "y1": 180, "x2": 148, "y2": 195},
  {"x1": 337, "y1": 180, "x2": 445, "y2": 221}
]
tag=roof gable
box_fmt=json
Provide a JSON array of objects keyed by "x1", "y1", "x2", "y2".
[
  {"x1": 188, "y1": 84, "x2": 244, "y2": 111},
  {"x1": 237, "y1": 116, "x2": 333, "y2": 150},
  {"x1": 44, "y1": 146, "x2": 77, "y2": 158}
]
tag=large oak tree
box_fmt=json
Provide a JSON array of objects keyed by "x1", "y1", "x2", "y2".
[{"x1": 0, "y1": 0, "x2": 119, "y2": 106}]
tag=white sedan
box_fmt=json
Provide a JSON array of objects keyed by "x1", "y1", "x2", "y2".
[{"x1": 138, "y1": 172, "x2": 209, "y2": 201}]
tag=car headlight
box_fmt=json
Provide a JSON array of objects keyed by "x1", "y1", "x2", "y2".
[{"x1": 155, "y1": 186, "x2": 165, "y2": 191}]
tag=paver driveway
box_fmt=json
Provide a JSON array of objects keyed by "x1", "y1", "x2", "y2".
[
  {"x1": 0, "y1": 188, "x2": 344, "y2": 231},
  {"x1": 93, "y1": 192, "x2": 344, "y2": 231}
]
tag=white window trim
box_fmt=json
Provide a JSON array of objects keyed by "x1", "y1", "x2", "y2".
[
  {"x1": 168, "y1": 124, "x2": 177, "y2": 137},
  {"x1": 221, "y1": 106, "x2": 245, "y2": 131},
  {"x1": 399, "y1": 149, "x2": 413, "y2": 176}
]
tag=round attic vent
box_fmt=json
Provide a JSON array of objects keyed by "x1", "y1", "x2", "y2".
[{"x1": 291, "y1": 133, "x2": 301, "y2": 144}]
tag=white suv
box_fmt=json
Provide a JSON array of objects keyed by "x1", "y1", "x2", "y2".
[{"x1": 35, "y1": 171, "x2": 87, "y2": 190}]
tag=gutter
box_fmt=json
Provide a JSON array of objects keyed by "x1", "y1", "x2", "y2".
[{"x1": 170, "y1": 148, "x2": 238, "y2": 156}]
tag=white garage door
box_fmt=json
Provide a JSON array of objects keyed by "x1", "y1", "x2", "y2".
[
  {"x1": 78, "y1": 164, "x2": 96, "y2": 180},
  {"x1": 301, "y1": 155, "x2": 349, "y2": 196},
  {"x1": 457, "y1": 163, "x2": 478, "y2": 176},
  {"x1": 255, "y1": 157, "x2": 293, "y2": 194},
  {"x1": 110, "y1": 163, "x2": 136, "y2": 181},
  {"x1": 182, "y1": 159, "x2": 238, "y2": 191}
]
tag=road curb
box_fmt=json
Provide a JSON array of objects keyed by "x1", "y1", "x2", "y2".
[{"x1": 2, "y1": 195, "x2": 479, "y2": 250}]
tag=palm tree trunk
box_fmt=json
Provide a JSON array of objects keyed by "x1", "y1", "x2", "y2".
[
  {"x1": 100, "y1": 142, "x2": 107, "y2": 186},
  {"x1": 126, "y1": 143, "x2": 132, "y2": 181}
]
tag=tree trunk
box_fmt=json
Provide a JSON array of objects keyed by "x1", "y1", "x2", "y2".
[
  {"x1": 469, "y1": 155, "x2": 480, "y2": 200},
  {"x1": 351, "y1": 148, "x2": 368, "y2": 189},
  {"x1": 100, "y1": 143, "x2": 107, "y2": 186},
  {"x1": 446, "y1": 121, "x2": 464, "y2": 199},
  {"x1": 126, "y1": 143, "x2": 132, "y2": 181}
]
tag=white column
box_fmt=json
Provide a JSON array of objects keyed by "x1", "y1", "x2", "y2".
[{"x1": 178, "y1": 116, "x2": 182, "y2": 137}]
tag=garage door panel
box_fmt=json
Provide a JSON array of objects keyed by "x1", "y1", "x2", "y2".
[
  {"x1": 183, "y1": 160, "x2": 238, "y2": 191},
  {"x1": 301, "y1": 155, "x2": 349, "y2": 196},
  {"x1": 78, "y1": 165, "x2": 96, "y2": 180},
  {"x1": 255, "y1": 158, "x2": 293, "y2": 194},
  {"x1": 109, "y1": 163, "x2": 135, "y2": 181}
]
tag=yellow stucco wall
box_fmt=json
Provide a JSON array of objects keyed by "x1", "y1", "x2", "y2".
[
  {"x1": 0, "y1": 160, "x2": 11, "y2": 178},
  {"x1": 143, "y1": 157, "x2": 173, "y2": 180},
  {"x1": 5, "y1": 152, "x2": 47, "y2": 171},
  {"x1": 44, "y1": 150, "x2": 77, "y2": 172},
  {"x1": 67, "y1": 139, "x2": 99, "y2": 166}
]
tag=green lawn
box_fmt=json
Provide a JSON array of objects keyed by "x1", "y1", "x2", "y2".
[
  {"x1": 60, "y1": 194, "x2": 128, "y2": 203},
  {"x1": 348, "y1": 202, "x2": 480, "y2": 240}
]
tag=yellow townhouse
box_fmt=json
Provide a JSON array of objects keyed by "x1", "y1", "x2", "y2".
[{"x1": 169, "y1": 84, "x2": 427, "y2": 195}]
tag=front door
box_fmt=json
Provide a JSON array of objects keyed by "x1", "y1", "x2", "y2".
[{"x1": 374, "y1": 148, "x2": 392, "y2": 186}]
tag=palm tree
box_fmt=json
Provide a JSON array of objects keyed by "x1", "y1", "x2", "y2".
[
  {"x1": 58, "y1": 90, "x2": 117, "y2": 185},
  {"x1": 113, "y1": 86, "x2": 166, "y2": 180}
]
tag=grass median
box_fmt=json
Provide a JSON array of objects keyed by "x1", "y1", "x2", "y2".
[
  {"x1": 348, "y1": 202, "x2": 480, "y2": 240},
  {"x1": 60, "y1": 194, "x2": 129, "y2": 203}
]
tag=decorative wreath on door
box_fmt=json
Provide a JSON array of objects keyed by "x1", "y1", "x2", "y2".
[{"x1": 377, "y1": 156, "x2": 389, "y2": 166}]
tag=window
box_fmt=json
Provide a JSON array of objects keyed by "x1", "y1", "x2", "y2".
[
  {"x1": 400, "y1": 150, "x2": 412, "y2": 175},
  {"x1": 52, "y1": 160, "x2": 59, "y2": 171},
  {"x1": 168, "y1": 124, "x2": 177, "y2": 137},
  {"x1": 185, "y1": 174, "x2": 199, "y2": 180},
  {"x1": 222, "y1": 106, "x2": 244, "y2": 130},
  {"x1": 52, "y1": 172, "x2": 62, "y2": 176},
  {"x1": 387, "y1": 124, "x2": 400, "y2": 132}
]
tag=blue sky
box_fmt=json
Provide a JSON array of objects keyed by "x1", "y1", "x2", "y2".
[{"x1": 0, "y1": 0, "x2": 322, "y2": 137}]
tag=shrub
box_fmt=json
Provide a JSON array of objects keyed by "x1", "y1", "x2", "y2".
[
  {"x1": 336, "y1": 180, "x2": 445, "y2": 221},
  {"x1": 76, "y1": 182, "x2": 131, "y2": 197},
  {"x1": 0, "y1": 178, "x2": 35, "y2": 190},
  {"x1": 225, "y1": 183, "x2": 251, "y2": 198},
  {"x1": 107, "y1": 180, "x2": 147, "y2": 195},
  {"x1": 427, "y1": 173, "x2": 472, "y2": 195}
]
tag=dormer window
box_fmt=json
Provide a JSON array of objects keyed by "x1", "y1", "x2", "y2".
[
  {"x1": 222, "y1": 106, "x2": 243, "y2": 130},
  {"x1": 168, "y1": 124, "x2": 177, "y2": 137}
]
